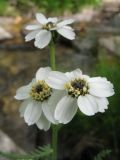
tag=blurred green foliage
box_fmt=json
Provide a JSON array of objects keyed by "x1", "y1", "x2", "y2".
[
  {"x1": 0, "y1": 0, "x2": 101, "y2": 16},
  {"x1": 0, "y1": 0, "x2": 8, "y2": 15},
  {"x1": 33, "y1": 0, "x2": 100, "y2": 14}
]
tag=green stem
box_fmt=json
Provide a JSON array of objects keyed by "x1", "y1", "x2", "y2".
[
  {"x1": 49, "y1": 39, "x2": 56, "y2": 70},
  {"x1": 52, "y1": 125, "x2": 58, "y2": 160},
  {"x1": 49, "y1": 38, "x2": 58, "y2": 160}
]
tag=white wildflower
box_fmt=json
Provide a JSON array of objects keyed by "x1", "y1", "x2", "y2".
[
  {"x1": 25, "y1": 13, "x2": 75, "y2": 48},
  {"x1": 46, "y1": 69, "x2": 115, "y2": 124},
  {"x1": 15, "y1": 67, "x2": 63, "y2": 131}
]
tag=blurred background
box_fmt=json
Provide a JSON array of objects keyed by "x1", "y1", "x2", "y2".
[{"x1": 0, "y1": 0, "x2": 120, "y2": 160}]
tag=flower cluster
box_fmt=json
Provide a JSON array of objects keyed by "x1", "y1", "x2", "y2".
[
  {"x1": 15, "y1": 67, "x2": 114, "y2": 130},
  {"x1": 15, "y1": 13, "x2": 115, "y2": 131}
]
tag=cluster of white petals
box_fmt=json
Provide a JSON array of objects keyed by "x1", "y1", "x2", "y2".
[
  {"x1": 15, "y1": 67, "x2": 114, "y2": 130},
  {"x1": 46, "y1": 69, "x2": 115, "y2": 124},
  {"x1": 25, "y1": 13, "x2": 75, "y2": 49},
  {"x1": 15, "y1": 67, "x2": 63, "y2": 131}
]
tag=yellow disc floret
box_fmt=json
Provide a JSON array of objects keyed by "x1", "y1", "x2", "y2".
[
  {"x1": 29, "y1": 80, "x2": 52, "y2": 102},
  {"x1": 43, "y1": 22, "x2": 55, "y2": 30},
  {"x1": 64, "y1": 78, "x2": 89, "y2": 98}
]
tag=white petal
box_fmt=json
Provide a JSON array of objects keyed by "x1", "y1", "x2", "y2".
[
  {"x1": 65, "y1": 69, "x2": 82, "y2": 80},
  {"x1": 36, "y1": 113, "x2": 51, "y2": 131},
  {"x1": 19, "y1": 99, "x2": 30, "y2": 117},
  {"x1": 25, "y1": 30, "x2": 40, "y2": 42},
  {"x1": 36, "y1": 13, "x2": 48, "y2": 24},
  {"x1": 46, "y1": 71, "x2": 68, "y2": 90},
  {"x1": 24, "y1": 100, "x2": 42, "y2": 125},
  {"x1": 14, "y1": 83, "x2": 31, "y2": 100},
  {"x1": 57, "y1": 27, "x2": 75, "y2": 40},
  {"x1": 48, "y1": 17, "x2": 58, "y2": 23},
  {"x1": 34, "y1": 30, "x2": 52, "y2": 49},
  {"x1": 42, "y1": 90, "x2": 65, "y2": 124},
  {"x1": 63, "y1": 26, "x2": 74, "y2": 31},
  {"x1": 89, "y1": 82, "x2": 114, "y2": 97},
  {"x1": 57, "y1": 19, "x2": 74, "y2": 27},
  {"x1": 36, "y1": 67, "x2": 51, "y2": 81},
  {"x1": 89, "y1": 87, "x2": 114, "y2": 97},
  {"x1": 55, "y1": 96, "x2": 78, "y2": 124},
  {"x1": 88, "y1": 77, "x2": 114, "y2": 97},
  {"x1": 88, "y1": 77, "x2": 113, "y2": 88},
  {"x1": 88, "y1": 77, "x2": 107, "y2": 83},
  {"x1": 77, "y1": 94, "x2": 98, "y2": 116},
  {"x1": 25, "y1": 25, "x2": 41, "y2": 30},
  {"x1": 94, "y1": 97, "x2": 109, "y2": 112}
]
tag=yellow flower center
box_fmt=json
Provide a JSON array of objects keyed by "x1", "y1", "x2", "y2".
[
  {"x1": 43, "y1": 22, "x2": 55, "y2": 30},
  {"x1": 64, "y1": 78, "x2": 89, "y2": 98},
  {"x1": 29, "y1": 80, "x2": 52, "y2": 102}
]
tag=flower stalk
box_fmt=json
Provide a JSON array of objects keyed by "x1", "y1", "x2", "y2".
[
  {"x1": 49, "y1": 38, "x2": 58, "y2": 160},
  {"x1": 49, "y1": 37, "x2": 56, "y2": 71},
  {"x1": 52, "y1": 125, "x2": 58, "y2": 160}
]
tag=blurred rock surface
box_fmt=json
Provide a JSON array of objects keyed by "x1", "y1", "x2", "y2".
[
  {"x1": 0, "y1": 130, "x2": 24, "y2": 153},
  {"x1": 0, "y1": 27, "x2": 13, "y2": 41}
]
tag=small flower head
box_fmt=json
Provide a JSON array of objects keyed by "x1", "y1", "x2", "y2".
[
  {"x1": 30, "y1": 80, "x2": 52, "y2": 101},
  {"x1": 43, "y1": 22, "x2": 56, "y2": 30},
  {"x1": 25, "y1": 13, "x2": 75, "y2": 49},
  {"x1": 65, "y1": 78, "x2": 89, "y2": 98},
  {"x1": 14, "y1": 67, "x2": 63, "y2": 131},
  {"x1": 46, "y1": 69, "x2": 115, "y2": 124}
]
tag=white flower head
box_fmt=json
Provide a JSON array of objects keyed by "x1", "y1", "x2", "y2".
[
  {"x1": 25, "y1": 13, "x2": 75, "y2": 49},
  {"x1": 15, "y1": 67, "x2": 63, "y2": 131},
  {"x1": 46, "y1": 69, "x2": 115, "y2": 124}
]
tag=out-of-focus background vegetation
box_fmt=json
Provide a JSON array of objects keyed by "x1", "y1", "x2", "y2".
[{"x1": 0, "y1": 0, "x2": 120, "y2": 160}]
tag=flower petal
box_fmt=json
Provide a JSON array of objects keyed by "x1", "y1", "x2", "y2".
[
  {"x1": 55, "y1": 96, "x2": 78, "y2": 124},
  {"x1": 25, "y1": 25, "x2": 41, "y2": 30},
  {"x1": 42, "y1": 90, "x2": 65, "y2": 124},
  {"x1": 48, "y1": 17, "x2": 58, "y2": 23},
  {"x1": 57, "y1": 19, "x2": 74, "y2": 27},
  {"x1": 46, "y1": 71, "x2": 68, "y2": 90},
  {"x1": 88, "y1": 77, "x2": 113, "y2": 88},
  {"x1": 24, "y1": 100, "x2": 42, "y2": 125},
  {"x1": 77, "y1": 94, "x2": 98, "y2": 116},
  {"x1": 66, "y1": 69, "x2": 82, "y2": 80},
  {"x1": 19, "y1": 99, "x2": 30, "y2": 117},
  {"x1": 89, "y1": 84, "x2": 114, "y2": 97},
  {"x1": 89, "y1": 87, "x2": 114, "y2": 97},
  {"x1": 88, "y1": 77, "x2": 114, "y2": 97},
  {"x1": 36, "y1": 113, "x2": 51, "y2": 131},
  {"x1": 94, "y1": 97, "x2": 109, "y2": 112},
  {"x1": 34, "y1": 30, "x2": 52, "y2": 49},
  {"x1": 36, "y1": 67, "x2": 51, "y2": 81},
  {"x1": 25, "y1": 30, "x2": 40, "y2": 42},
  {"x1": 36, "y1": 13, "x2": 48, "y2": 24},
  {"x1": 57, "y1": 27, "x2": 75, "y2": 40},
  {"x1": 14, "y1": 83, "x2": 31, "y2": 100}
]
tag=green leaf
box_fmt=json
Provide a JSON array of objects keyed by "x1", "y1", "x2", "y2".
[
  {"x1": 94, "y1": 149, "x2": 111, "y2": 160},
  {"x1": 0, "y1": 145, "x2": 53, "y2": 160}
]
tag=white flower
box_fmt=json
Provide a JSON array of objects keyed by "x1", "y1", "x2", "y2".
[
  {"x1": 46, "y1": 69, "x2": 115, "y2": 124},
  {"x1": 25, "y1": 13, "x2": 75, "y2": 49},
  {"x1": 15, "y1": 67, "x2": 63, "y2": 131}
]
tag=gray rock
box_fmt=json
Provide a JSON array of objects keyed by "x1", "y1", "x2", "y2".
[
  {"x1": 111, "y1": 13, "x2": 120, "y2": 27},
  {"x1": 0, "y1": 130, "x2": 25, "y2": 160},
  {"x1": 73, "y1": 34, "x2": 98, "y2": 57},
  {"x1": 0, "y1": 27, "x2": 13, "y2": 41},
  {"x1": 0, "y1": 130, "x2": 24, "y2": 153},
  {"x1": 99, "y1": 36, "x2": 120, "y2": 56}
]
